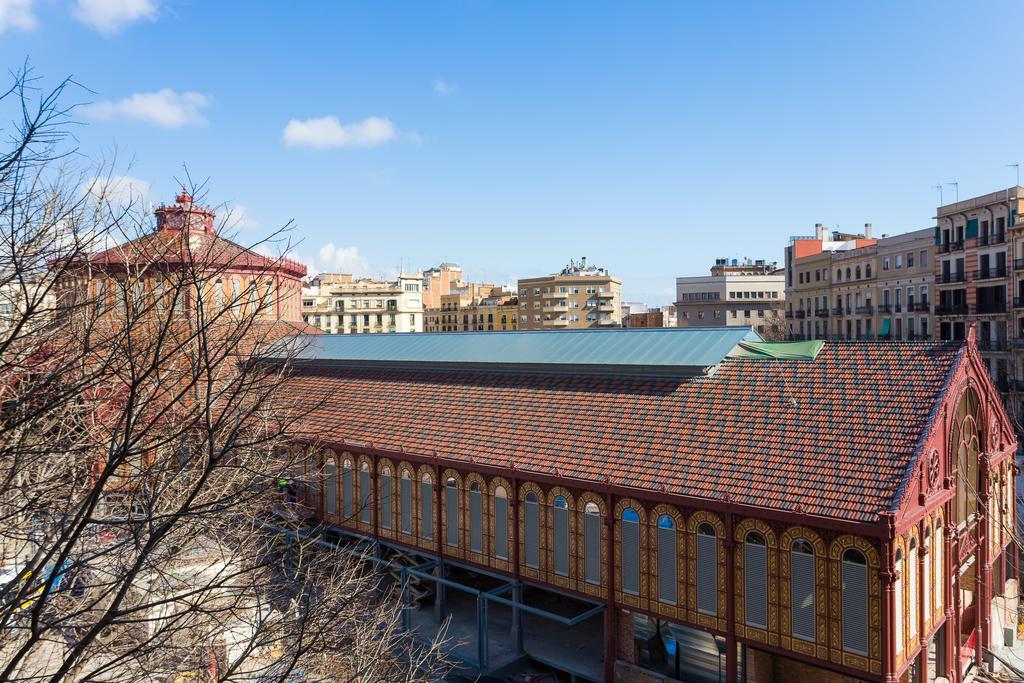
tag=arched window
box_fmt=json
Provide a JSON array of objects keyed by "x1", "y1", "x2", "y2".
[
  {"x1": 791, "y1": 539, "x2": 815, "y2": 642},
  {"x1": 494, "y1": 486, "x2": 509, "y2": 560},
  {"x1": 846, "y1": 267, "x2": 851, "y2": 280},
  {"x1": 553, "y1": 496, "x2": 570, "y2": 576},
  {"x1": 400, "y1": 471, "x2": 412, "y2": 534},
  {"x1": 696, "y1": 522, "x2": 717, "y2": 615},
  {"x1": 360, "y1": 463, "x2": 371, "y2": 524},
  {"x1": 855, "y1": 266, "x2": 861, "y2": 279},
  {"x1": 445, "y1": 477, "x2": 459, "y2": 548},
  {"x1": 621, "y1": 508, "x2": 641, "y2": 595},
  {"x1": 231, "y1": 277, "x2": 241, "y2": 311},
  {"x1": 584, "y1": 502, "x2": 601, "y2": 585},
  {"x1": 894, "y1": 547, "x2": 904, "y2": 655},
  {"x1": 214, "y1": 278, "x2": 224, "y2": 310},
  {"x1": 836, "y1": 269, "x2": 841, "y2": 281},
  {"x1": 952, "y1": 389, "x2": 981, "y2": 527},
  {"x1": 842, "y1": 549, "x2": 869, "y2": 655},
  {"x1": 380, "y1": 467, "x2": 393, "y2": 530},
  {"x1": 744, "y1": 531, "x2": 767, "y2": 628},
  {"x1": 865, "y1": 263, "x2": 872, "y2": 278},
  {"x1": 307, "y1": 454, "x2": 319, "y2": 510},
  {"x1": 469, "y1": 482, "x2": 483, "y2": 553},
  {"x1": 524, "y1": 491, "x2": 540, "y2": 568},
  {"x1": 324, "y1": 456, "x2": 337, "y2": 516},
  {"x1": 934, "y1": 517, "x2": 943, "y2": 615},
  {"x1": 657, "y1": 515, "x2": 677, "y2": 604},
  {"x1": 923, "y1": 528, "x2": 931, "y2": 623},
  {"x1": 420, "y1": 474, "x2": 433, "y2": 540},
  {"x1": 908, "y1": 538, "x2": 918, "y2": 640},
  {"x1": 342, "y1": 458, "x2": 353, "y2": 519}
]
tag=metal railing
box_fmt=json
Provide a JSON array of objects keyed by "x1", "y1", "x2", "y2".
[
  {"x1": 935, "y1": 304, "x2": 969, "y2": 316},
  {"x1": 936, "y1": 272, "x2": 967, "y2": 284},
  {"x1": 976, "y1": 301, "x2": 1007, "y2": 314},
  {"x1": 974, "y1": 266, "x2": 1008, "y2": 281},
  {"x1": 938, "y1": 241, "x2": 964, "y2": 253}
]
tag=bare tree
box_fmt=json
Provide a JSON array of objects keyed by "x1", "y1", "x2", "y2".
[{"x1": 0, "y1": 67, "x2": 446, "y2": 682}]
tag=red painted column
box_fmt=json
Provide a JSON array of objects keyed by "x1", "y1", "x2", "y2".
[
  {"x1": 725, "y1": 513, "x2": 737, "y2": 683},
  {"x1": 881, "y1": 513, "x2": 897, "y2": 683},
  {"x1": 946, "y1": 511, "x2": 959, "y2": 683},
  {"x1": 917, "y1": 528, "x2": 929, "y2": 683},
  {"x1": 976, "y1": 452, "x2": 991, "y2": 673},
  {"x1": 604, "y1": 488, "x2": 616, "y2": 683}
]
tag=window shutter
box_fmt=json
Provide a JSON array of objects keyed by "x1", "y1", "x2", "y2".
[
  {"x1": 554, "y1": 505, "x2": 569, "y2": 576},
  {"x1": 337, "y1": 465, "x2": 350, "y2": 517},
  {"x1": 697, "y1": 534, "x2": 717, "y2": 615},
  {"x1": 421, "y1": 481, "x2": 433, "y2": 540},
  {"x1": 325, "y1": 463, "x2": 337, "y2": 515},
  {"x1": 842, "y1": 560, "x2": 869, "y2": 654},
  {"x1": 360, "y1": 469, "x2": 371, "y2": 524},
  {"x1": 494, "y1": 495, "x2": 508, "y2": 560},
  {"x1": 524, "y1": 498, "x2": 539, "y2": 568},
  {"x1": 470, "y1": 488, "x2": 483, "y2": 553},
  {"x1": 584, "y1": 511, "x2": 601, "y2": 585},
  {"x1": 400, "y1": 477, "x2": 411, "y2": 533},
  {"x1": 621, "y1": 518, "x2": 640, "y2": 595},
  {"x1": 446, "y1": 485, "x2": 459, "y2": 547},
  {"x1": 791, "y1": 552, "x2": 816, "y2": 641},
  {"x1": 744, "y1": 542, "x2": 767, "y2": 628},
  {"x1": 658, "y1": 526, "x2": 677, "y2": 604},
  {"x1": 381, "y1": 474, "x2": 393, "y2": 529}
]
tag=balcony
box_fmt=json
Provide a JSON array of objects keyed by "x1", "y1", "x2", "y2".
[
  {"x1": 974, "y1": 266, "x2": 1008, "y2": 281},
  {"x1": 911, "y1": 301, "x2": 930, "y2": 312},
  {"x1": 794, "y1": 310, "x2": 807, "y2": 319},
  {"x1": 936, "y1": 272, "x2": 967, "y2": 284},
  {"x1": 855, "y1": 305, "x2": 874, "y2": 315},
  {"x1": 977, "y1": 232, "x2": 1007, "y2": 246},
  {"x1": 876, "y1": 304, "x2": 892, "y2": 314},
  {"x1": 831, "y1": 306, "x2": 844, "y2": 316},
  {"x1": 815, "y1": 308, "x2": 830, "y2": 317},
  {"x1": 596, "y1": 291, "x2": 616, "y2": 299},
  {"x1": 543, "y1": 318, "x2": 569, "y2": 326},
  {"x1": 977, "y1": 338, "x2": 1010, "y2": 352},
  {"x1": 938, "y1": 240, "x2": 965, "y2": 253},
  {"x1": 541, "y1": 304, "x2": 567, "y2": 313},
  {"x1": 1015, "y1": 297, "x2": 1024, "y2": 309},
  {"x1": 935, "y1": 304, "x2": 969, "y2": 316},
  {"x1": 785, "y1": 311, "x2": 794, "y2": 319},
  {"x1": 977, "y1": 301, "x2": 1007, "y2": 314},
  {"x1": 1015, "y1": 258, "x2": 1024, "y2": 272},
  {"x1": 598, "y1": 303, "x2": 616, "y2": 312}
]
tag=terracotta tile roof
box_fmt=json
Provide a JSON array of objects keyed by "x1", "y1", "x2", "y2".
[{"x1": 280, "y1": 340, "x2": 963, "y2": 523}]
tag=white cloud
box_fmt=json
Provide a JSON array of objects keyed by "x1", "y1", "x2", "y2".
[
  {"x1": 82, "y1": 89, "x2": 209, "y2": 128},
  {"x1": 312, "y1": 243, "x2": 372, "y2": 276},
  {"x1": 73, "y1": 0, "x2": 157, "y2": 34},
  {"x1": 0, "y1": 0, "x2": 37, "y2": 32},
  {"x1": 433, "y1": 79, "x2": 456, "y2": 95},
  {"x1": 281, "y1": 116, "x2": 403, "y2": 150},
  {"x1": 220, "y1": 205, "x2": 258, "y2": 231},
  {"x1": 83, "y1": 174, "x2": 152, "y2": 208}
]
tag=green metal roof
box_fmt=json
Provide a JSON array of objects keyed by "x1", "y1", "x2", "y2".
[{"x1": 277, "y1": 327, "x2": 764, "y2": 376}]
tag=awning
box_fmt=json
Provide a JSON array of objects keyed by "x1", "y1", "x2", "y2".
[
  {"x1": 880, "y1": 318, "x2": 891, "y2": 337},
  {"x1": 727, "y1": 340, "x2": 824, "y2": 360}
]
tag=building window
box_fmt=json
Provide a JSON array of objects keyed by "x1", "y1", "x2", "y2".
[
  {"x1": 855, "y1": 266, "x2": 861, "y2": 279},
  {"x1": 923, "y1": 527, "x2": 931, "y2": 624},
  {"x1": 553, "y1": 496, "x2": 570, "y2": 576},
  {"x1": 420, "y1": 474, "x2": 433, "y2": 540},
  {"x1": 895, "y1": 254, "x2": 903, "y2": 269},
  {"x1": 907, "y1": 537, "x2": 918, "y2": 640},
  {"x1": 865, "y1": 263, "x2": 872, "y2": 278},
  {"x1": 341, "y1": 458, "x2": 353, "y2": 519},
  {"x1": 744, "y1": 531, "x2": 767, "y2": 628},
  {"x1": 469, "y1": 482, "x2": 483, "y2": 553},
  {"x1": 791, "y1": 539, "x2": 816, "y2": 642},
  {"x1": 307, "y1": 454, "x2": 319, "y2": 510},
  {"x1": 907, "y1": 252, "x2": 914, "y2": 268},
  {"x1": 657, "y1": 515, "x2": 677, "y2": 604},
  {"x1": 445, "y1": 477, "x2": 459, "y2": 548},
  {"x1": 841, "y1": 549, "x2": 869, "y2": 655},
  {"x1": 621, "y1": 508, "x2": 641, "y2": 595},
  {"x1": 894, "y1": 547, "x2": 904, "y2": 654},
  {"x1": 360, "y1": 463, "x2": 371, "y2": 524},
  {"x1": 524, "y1": 491, "x2": 540, "y2": 568},
  {"x1": 584, "y1": 502, "x2": 601, "y2": 585},
  {"x1": 494, "y1": 486, "x2": 509, "y2": 560},
  {"x1": 324, "y1": 456, "x2": 337, "y2": 516},
  {"x1": 697, "y1": 522, "x2": 717, "y2": 615},
  {"x1": 933, "y1": 516, "x2": 943, "y2": 614},
  {"x1": 400, "y1": 471, "x2": 412, "y2": 534},
  {"x1": 380, "y1": 467, "x2": 393, "y2": 530},
  {"x1": 882, "y1": 257, "x2": 890, "y2": 271},
  {"x1": 920, "y1": 250, "x2": 928, "y2": 268}
]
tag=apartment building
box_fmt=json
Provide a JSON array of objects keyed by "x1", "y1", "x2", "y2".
[
  {"x1": 421, "y1": 262, "x2": 463, "y2": 310},
  {"x1": 675, "y1": 258, "x2": 785, "y2": 337},
  {"x1": 424, "y1": 284, "x2": 519, "y2": 332},
  {"x1": 624, "y1": 305, "x2": 677, "y2": 328},
  {"x1": 786, "y1": 225, "x2": 933, "y2": 341},
  {"x1": 517, "y1": 258, "x2": 621, "y2": 329},
  {"x1": 301, "y1": 272, "x2": 424, "y2": 334}
]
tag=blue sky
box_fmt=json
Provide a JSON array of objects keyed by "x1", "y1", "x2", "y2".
[{"x1": 3, "y1": 1, "x2": 1024, "y2": 304}]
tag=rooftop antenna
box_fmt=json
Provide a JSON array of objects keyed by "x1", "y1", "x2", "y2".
[
  {"x1": 946, "y1": 181, "x2": 959, "y2": 203},
  {"x1": 1008, "y1": 163, "x2": 1020, "y2": 187},
  {"x1": 934, "y1": 183, "x2": 944, "y2": 206}
]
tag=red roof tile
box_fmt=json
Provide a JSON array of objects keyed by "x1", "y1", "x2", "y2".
[{"x1": 279, "y1": 341, "x2": 963, "y2": 523}]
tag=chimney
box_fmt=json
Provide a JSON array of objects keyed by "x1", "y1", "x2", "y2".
[
  {"x1": 814, "y1": 223, "x2": 825, "y2": 241},
  {"x1": 864, "y1": 223, "x2": 873, "y2": 239}
]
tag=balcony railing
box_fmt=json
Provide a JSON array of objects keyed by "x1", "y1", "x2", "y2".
[
  {"x1": 977, "y1": 232, "x2": 1007, "y2": 246},
  {"x1": 785, "y1": 311, "x2": 793, "y2": 319},
  {"x1": 936, "y1": 272, "x2": 967, "y2": 284},
  {"x1": 911, "y1": 301, "x2": 930, "y2": 312},
  {"x1": 977, "y1": 338, "x2": 1010, "y2": 352},
  {"x1": 815, "y1": 308, "x2": 830, "y2": 317},
  {"x1": 1015, "y1": 258, "x2": 1024, "y2": 272},
  {"x1": 974, "y1": 266, "x2": 1008, "y2": 281},
  {"x1": 938, "y1": 241, "x2": 965, "y2": 253},
  {"x1": 832, "y1": 306, "x2": 844, "y2": 316},
  {"x1": 1015, "y1": 297, "x2": 1024, "y2": 309},
  {"x1": 794, "y1": 310, "x2": 807, "y2": 319},
  {"x1": 855, "y1": 305, "x2": 874, "y2": 315},
  {"x1": 935, "y1": 304, "x2": 969, "y2": 316},
  {"x1": 976, "y1": 301, "x2": 1007, "y2": 314},
  {"x1": 877, "y1": 304, "x2": 892, "y2": 314}
]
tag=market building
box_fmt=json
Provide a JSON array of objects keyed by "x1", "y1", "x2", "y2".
[{"x1": 272, "y1": 326, "x2": 1017, "y2": 683}]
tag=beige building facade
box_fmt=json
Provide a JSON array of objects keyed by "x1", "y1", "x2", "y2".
[
  {"x1": 424, "y1": 284, "x2": 519, "y2": 332},
  {"x1": 786, "y1": 225, "x2": 933, "y2": 341},
  {"x1": 301, "y1": 272, "x2": 424, "y2": 334},
  {"x1": 420, "y1": 262, "x2": 463, "y2": 310},
  {"x1": 675, "y1": 258, "x2": 785, "y2": 337},
  {"x1": 517, "y1": 258, "x2": 621, "y2": 329}
]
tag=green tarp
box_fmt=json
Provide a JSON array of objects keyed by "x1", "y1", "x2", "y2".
[
  {"x1": 727, "y1": 340, "x2": 824, "y2": 360},
  {"x1": 880, "y1": 318, "x2": 891, "y2": 337}
]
